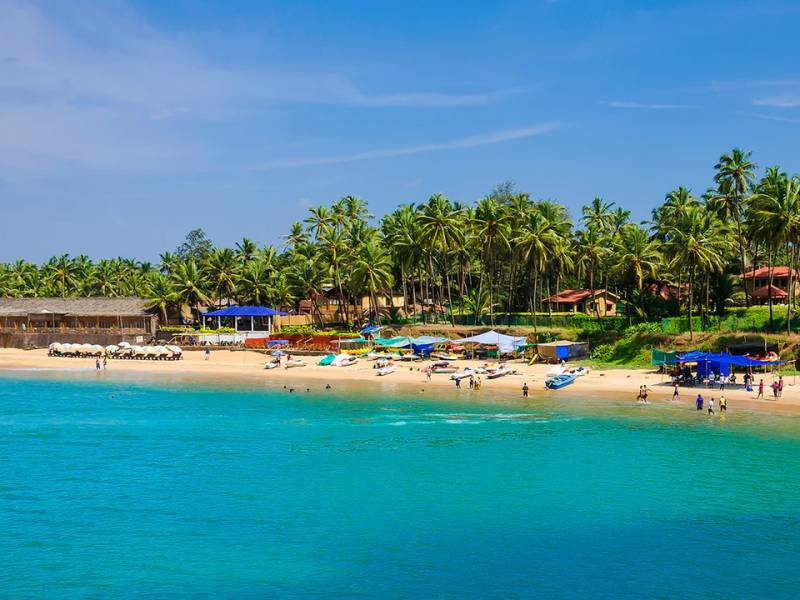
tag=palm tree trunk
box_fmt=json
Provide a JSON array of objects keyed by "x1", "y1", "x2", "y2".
[
  {"x1": 735, "y1": 216, "x2": 750, "y2": 307},
  {"x1": 768, "y1": 245, "x2": 775, "y2": 331},
  {"x1": 788, "y1": 243, "x2": 796, "y2": 335},
  {"x1": 475, "y1": 250, "x2": 486, "y2": 326},
  {"x1": 532, "y1": 268, "x2": 539, "y2": 333},
  {"x1": 444, "y1": 254, "x2": 455, "y2": 327},
  {"x1": 688, "y1": 260, "x2": 695, "y2": 341}
]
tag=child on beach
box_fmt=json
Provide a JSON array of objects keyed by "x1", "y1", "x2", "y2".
[
  {"x1": 672, "y1": 384, "x2": 679, "y2": 401},
  {"x1": 778, "y1": 376, "x2": 784, "y2": 398}
]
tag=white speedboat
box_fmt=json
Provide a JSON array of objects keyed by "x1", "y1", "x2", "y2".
[
  {"x1": 570, "y1": 366, "x2": 589, "y2": 377},
  {"x1": 284, "y1": 359, "x2": 307, "y2": 369},
  {"x1": 265, "y1": 359, "x2": 281, "y2": 369},
  {"x1": 332, "y1": 353, "x2": 358, "y2": 367},
  {"x1": 546, "y1": 365, "x2": 568, "y2": 377},
  {"x1": 450, "y1": 369, "x2": 475, "y2": 381},
  {"x1": 487, "y1": 366, "x2": 516, "y2": 379},
  {"x1": 377, "y1": 364, "x2": 397, "y2": 376}
]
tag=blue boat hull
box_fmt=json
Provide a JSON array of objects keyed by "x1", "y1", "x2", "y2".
[{"x1": 545, "y1": 374, "x2": 576, "y2": 390}]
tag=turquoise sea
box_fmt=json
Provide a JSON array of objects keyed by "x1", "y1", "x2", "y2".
[{"x1": 2, "y1": 372, "x2": 800, "y2": 599}]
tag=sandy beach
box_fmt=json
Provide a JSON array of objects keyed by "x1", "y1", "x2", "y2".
[{"x1": 1, "y1": 347, "x2": 798, "y2": 414}]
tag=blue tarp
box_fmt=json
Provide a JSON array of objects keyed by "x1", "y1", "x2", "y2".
[
  {"x1": 204, "y1": 305, "x2": 288, "y2": 317},
  {"x1": 360, "y1": 325, "x2": 383, "y2": 335},
  {"x1": 676, "y1": 350, "x2": 785, "y2": 377}
]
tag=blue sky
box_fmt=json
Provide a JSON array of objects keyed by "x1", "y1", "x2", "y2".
[{"x1": 1, "y1": 0, "x2": 800, "y2": 262}]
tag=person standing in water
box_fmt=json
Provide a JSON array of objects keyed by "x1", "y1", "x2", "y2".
[
  {"x1": 95, "y1": 358, "x2": 101, "y2": 371},
  {"x1": 672, "y1": 383, "x2": 680, "y2": 401},
  {"x1": 696, "y1": 394, "x2": 704, "y2": 411},
  {"x1": 719, "y1": 395, "x2": 727, "y2": 412},
  {"x1": 522, "y1": 382, "x2": 529, "y2": 398},
  {"x1": 708, "y1": 398, "x2": 714, "y2": 415}
]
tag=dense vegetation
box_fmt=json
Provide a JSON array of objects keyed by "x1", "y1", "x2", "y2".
[{"x1": 2, "y1": 148, "x2": 799, "y2": 336}]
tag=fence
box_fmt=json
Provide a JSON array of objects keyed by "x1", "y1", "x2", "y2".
[{"x1": 661, "y1": 314, "x2": 800, "y2": 334}]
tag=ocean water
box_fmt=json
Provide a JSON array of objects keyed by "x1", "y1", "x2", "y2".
[{"x1": 2, "y1": 373, "x2": 800, "y2": 599}]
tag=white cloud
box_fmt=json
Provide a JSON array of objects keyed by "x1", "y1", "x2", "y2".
[
  {"x1": 752, "y1": 96, "x2": 800, "y2": 108},
  {"x1": 746, "y1": 112, "x2": 800, "y2": 124},
  {"x1": 0, "y1": 0, "x2": 512, "y2": 171},
  {"x1": 603, "y1": 101, "x2": 692, "y2": 110},
  {"x1": 249, "y1": 123, "x2": 561, "y2": 170}
]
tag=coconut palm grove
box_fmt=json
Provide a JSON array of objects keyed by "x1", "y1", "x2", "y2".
[{"x1": 2, "y1": 148, "x2": 799, "y2": 338}]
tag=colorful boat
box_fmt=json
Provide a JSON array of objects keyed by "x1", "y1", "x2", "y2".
[
  {"x1": 318, "y1": 354, "x2": 336, "y2": 366},
  {"x1": 545, "y1": 373, "x2": 576, "y2": 389}
]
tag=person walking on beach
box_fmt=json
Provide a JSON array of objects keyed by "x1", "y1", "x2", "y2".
[
  {"x1": 672, "y1": 383, "x2": 680, "y2": 401},
  {"x1": 642, "y1": 385, "x2": 649, "y2": 404},
  {"x1": 426, "y1": 367, "x2": 431, "y2": 382},
  {"x1": 205, "y1": 347, "x2": 211, "y2": 361},
  {"x1": 522, "y1": 382, "x2": 529, "y2": 398},
  {"x1": 102, "y1": 356, "x2": 108, "y2": 370},
  {"x1": 696, "y1": 394, "x2": 704, "y2": 411},
  {"x1": 778, "y1": 376, "x2": 784, "y2": 398},
  {"x1": 771, "y1": 380, "x2": 779, "y2": 399},
  {"x1": 757, "y1": 379, "x2": 764, "y2": 399},
  {"x1": 469, "y1": 376, "x2": 474, "y2": 390}
]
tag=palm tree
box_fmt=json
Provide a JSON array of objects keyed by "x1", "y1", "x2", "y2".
[
  {"x1": 289, "y1": 257, "x2": 326, "y2": 327},
  {"x1": 472, "y1": 197, "x2": 511, "y2": 325},
  {"x1": 581, "y1": 197, "x2": 615, "y2": 233},
  {"x1": 713, "y1": 148, "x2": 756, "y2": 304},
  {"x1": 575, "y1": 225, "x2": 607, "y2": 320},
  {"x1": 419, "y1": 193, "x2": 462, "y2": 325},
  {"x1": 304, "y1": 206, "x2": 333, "y2": 240},
  {"x1": 234, "y1": 238, "x2": 258, "y2": 264},
  {"x1": 351, "y1": 241, "x2": 394, "y2": 324},
  {"x1": 203, "y1": 248, "x2": 239, "y2": 307},
  {"x1": 169, "y1": 259, "x2": 210, "y2": 323},
  {"x1": 319, "y1": 227, "x2": 351, "y2": 323},
  {"x1": 45, "y1": 254, "x2": 80, "y2": 297},
  {"x1": 665, "y1": 206, "x2": 732, "y2": 339},
  {"x1": 749, "y1": 173, "x2": 800, "y2": 332},
  {"x1": 611, "y1": 225, "x2": 662, "y2": 319},
  {"x1": 146, "y1": 272, "x2": 174, "y2": 325},
  {"x1": 284, "y1": 221, "x2": 308, "y2": 250},
  {"x1": 516, "y1": 209, "x2": 557, "y2": 330},
  {"x1": 238, "y1": 260, "x2": 273, "y2": 305}
]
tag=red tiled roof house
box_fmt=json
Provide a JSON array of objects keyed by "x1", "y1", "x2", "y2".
[{"x1": 542, "y1": 289, "x2": 620, "y2": 316}]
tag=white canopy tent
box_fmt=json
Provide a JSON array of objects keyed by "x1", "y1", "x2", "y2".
[{"x1": 453, "y1": 330, "x2": 527, "y2": 354}]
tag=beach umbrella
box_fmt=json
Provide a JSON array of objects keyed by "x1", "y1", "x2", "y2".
[
  {"x1": 167, "y1": 345, "x2": 182, "y2": 354},
  {"x1": 118, "y1": 341, "x2": 131, "y2": 348},
  {"x1": 106, "y1": 345, "x2": 119, "y2": 354},
  {"x1": 91, "y1": 344, "x2": 103, "y2": 354}
]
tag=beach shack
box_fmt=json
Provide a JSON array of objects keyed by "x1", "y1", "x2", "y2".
[
  {"x1": 453, "y1": 330, "x2": 527, "y2": 358},
  {"x1": 536, "y1": 340, "x2": 589, "y2": 363},
  {"x1": 199, "y1": 305, "x2": 287, "y2": 344}
]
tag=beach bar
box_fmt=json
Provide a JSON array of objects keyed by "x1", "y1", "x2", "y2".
[{"x1": 201, "y1": 305, "x2": 288, "y2": 337}]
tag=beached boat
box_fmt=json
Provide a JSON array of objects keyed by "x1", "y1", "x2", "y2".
[
  {"x1": 450, "y1": 369, "x2": 475, "y2": 381},
  {"x1": 486, "y1": 365, "x2": 516, "y2": 379},
  {"x1": 431, "y1": 361, "x2": 457, "y2": 374},
  {"x1": 545, "y1": 373, "x2": 576, "y2": 389},
  {"x1": 546, "y1": 365, "x2": 568, "y2": 377},
  {"x1": 331, "y1": 353, "x2": 358, "y2": 367},
  {"x1": 284, "y1": 359, "x2": 307, "y2": 369},
  {"x1": 377, "y1": 364, "x2": 397, "y2": 376},
  {"x1": 570, "y1": 366, "x2": 589, "y2": 377},
  {"x1": 430, "y1": 351, "x2": 460, "y2": 361},
  {"x1": 318, "y1": 354, "x2": 336, "y2": 366},
  {"x1": 265, "y1": 358, "x2": 281, "y2": 369}
]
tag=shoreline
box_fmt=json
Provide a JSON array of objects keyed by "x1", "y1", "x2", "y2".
[{"x1": 1, "y1": 348, "x2": 799, "y2": 415}]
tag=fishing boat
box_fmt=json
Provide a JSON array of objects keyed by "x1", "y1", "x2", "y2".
[
  {"x1": 545, "y1": 373, "x2": 576, "y2": 389},
  {"x1": 377, "y1": 364, "x2": 397, "y2": 376},
  {"x1": 284, "y1": 359, "x2": 307, "y2": 368},
  {"x1": 432, "y1": 361, "x2": 457, "y2": 374}
]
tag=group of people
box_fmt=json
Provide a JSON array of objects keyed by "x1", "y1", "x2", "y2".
[
  {"x1": 452, "y1": 374, "x2": 482, "y2": 390},
  {"x1": 695, "y1": 394, "x2": 727, "y2": 414}
]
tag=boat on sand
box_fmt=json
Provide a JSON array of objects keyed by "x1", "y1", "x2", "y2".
[{"x1": 545, "y1": 373, "x2": 576, "y2": 389}]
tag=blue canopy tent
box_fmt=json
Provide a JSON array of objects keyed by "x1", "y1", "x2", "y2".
[
  {"x1": 202, "y1": 305, "x2": 288, "y2": 335},
  {"x1": 677, "y1": 350, "x2": 786, "y2": 379}
]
